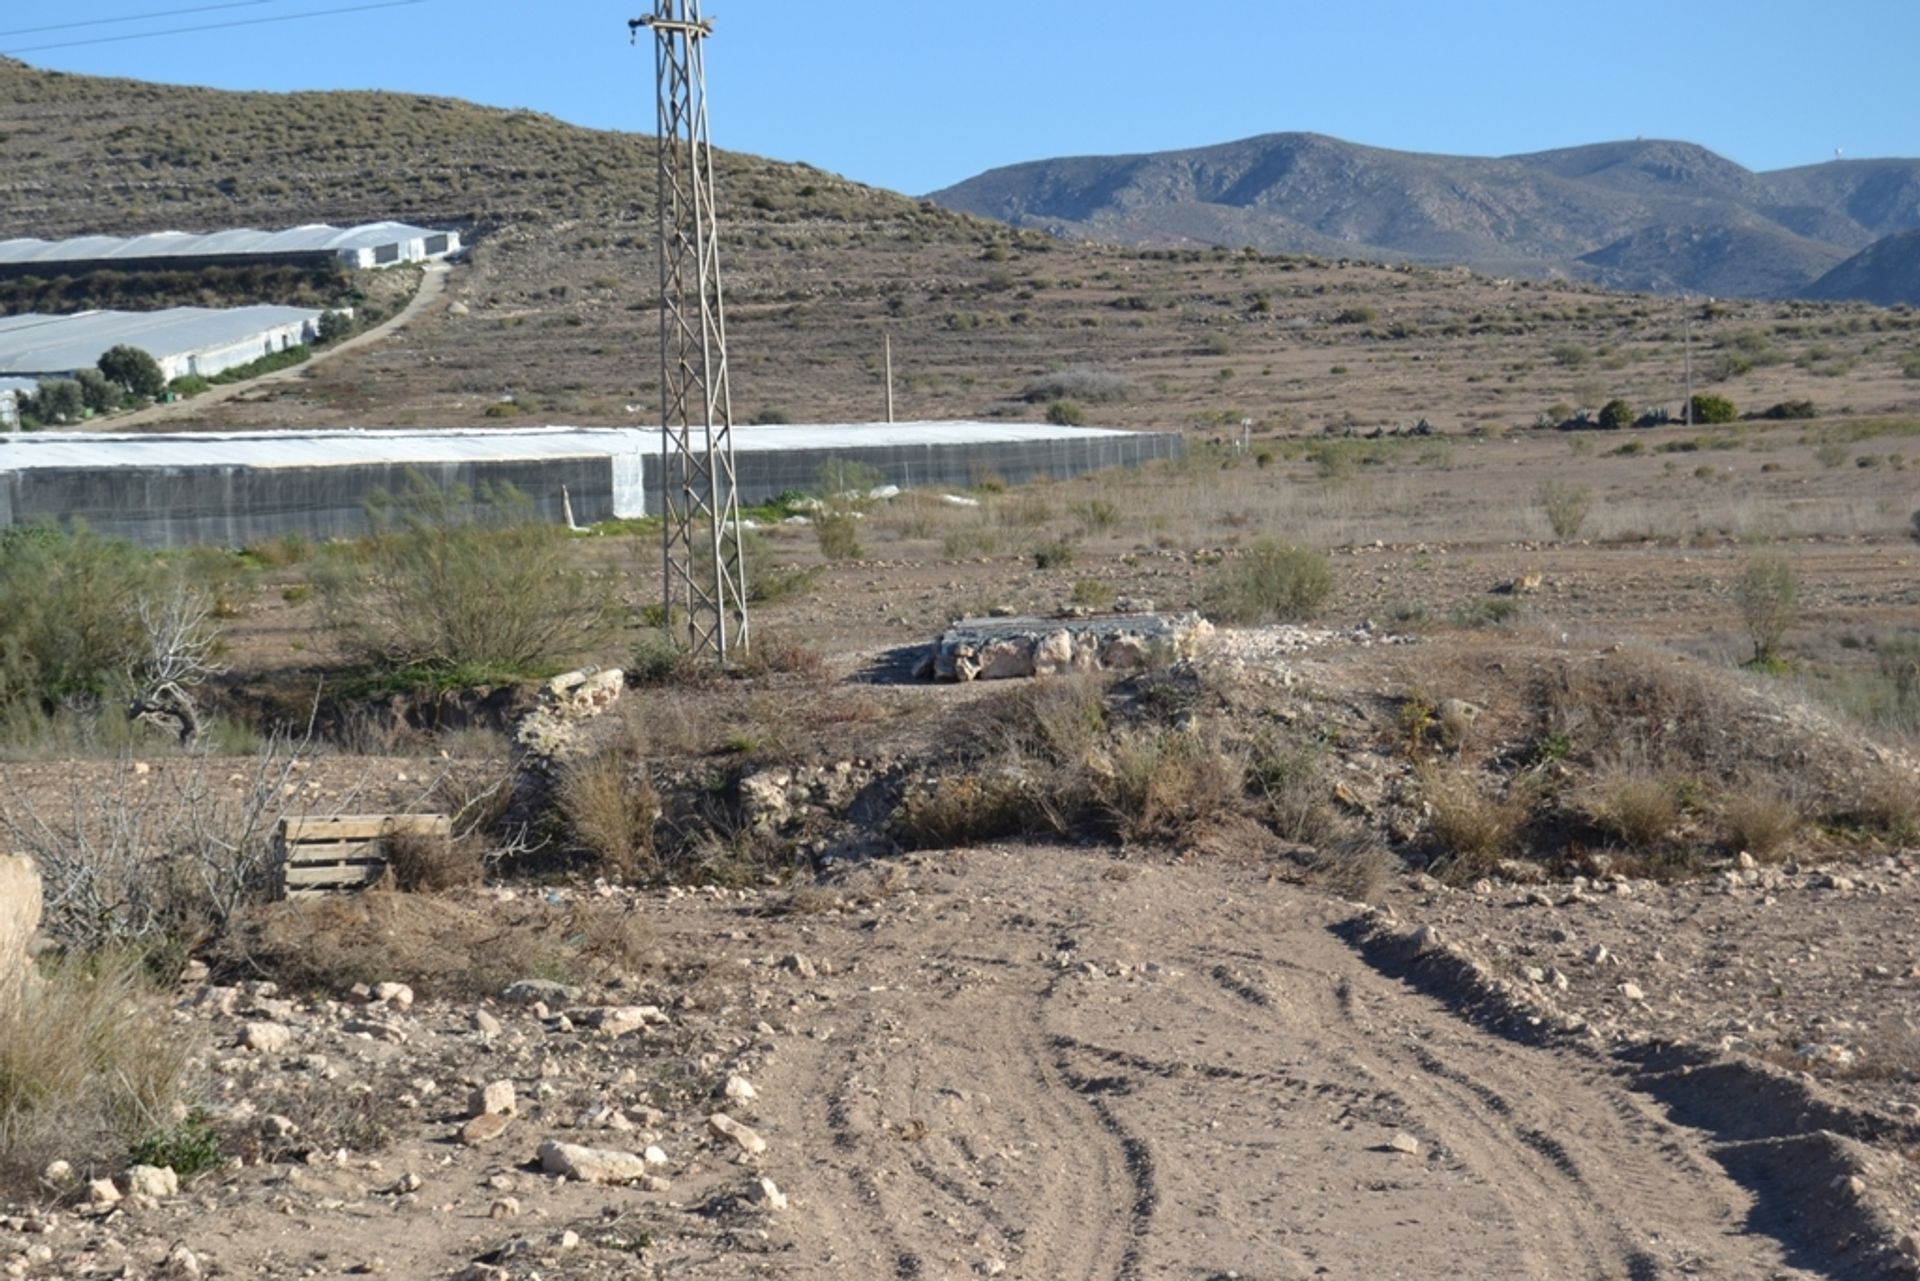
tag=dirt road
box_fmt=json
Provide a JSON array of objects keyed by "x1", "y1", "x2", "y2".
[
  {"x1": 58, "y1": 841, "x2": 1899, "y2": 1280},
  {"x1": 103, "y1": 262, "x2": 448, "y2": 430},
  {"x1": 663, "y1": 847, "x2": 1832, "y2": 1280}
]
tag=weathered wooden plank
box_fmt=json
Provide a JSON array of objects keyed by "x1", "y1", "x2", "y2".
[
  {"x1": 282, "y1": 815, "x2": 449, "y2": 842},
  {"x1": 283, "y1": 840, "x2": 385, "y2": 865},
  {"x1": 284, "y1": 863, "x2": 388, "y2": 888}
]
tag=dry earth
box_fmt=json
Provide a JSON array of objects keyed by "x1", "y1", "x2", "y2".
[{"x1": 9, "y1": 841, "x2": 1920, "y2": 1279}]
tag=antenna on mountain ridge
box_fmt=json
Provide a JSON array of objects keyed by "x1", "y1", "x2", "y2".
[{"x1": 630, "y1": 0, "x2": 748, "y2": 663}]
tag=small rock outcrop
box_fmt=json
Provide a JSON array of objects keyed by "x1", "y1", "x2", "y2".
[{"x1": 927, "y1": 613, "x2": 1214, "y2": 682}]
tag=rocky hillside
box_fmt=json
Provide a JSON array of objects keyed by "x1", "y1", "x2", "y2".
[
  {"x1": 0, "y1": 56, "x2": 945, "y2": 238},
  {"x1": 1802, "y1": 228, "x2": 1920, "y2": 305},
  {"x1": 928, "y1": 133, "x2": 1920, "y2": 298}
]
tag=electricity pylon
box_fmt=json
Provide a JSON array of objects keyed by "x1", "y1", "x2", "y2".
[{"x1": 631, "y1": 0, "x2": 748, "y2": 661}]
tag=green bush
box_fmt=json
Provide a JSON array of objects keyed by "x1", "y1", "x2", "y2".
[
  {"x1": 316, "y1": 476, "x2": 616, "y2": 677},
  {"x1": 1203, "y1": 539, "x2": 1333, "y2": 623},
  {"x1": 98, "y1": 345, "x2": 165, "y2": 399},
  {"x1": 316, "y1": 310, "x2": 355, "y2": 344},
  {"x1": 814, "y1": 511, "x2": 862, "y2": 560},
  {"x1": 0, "y1": 525, "x2": 158, "y2": 711},
  {"x1": 1597, "y1": 398, "x2": 1636, "y2": 430},
  {"x1": 1736, "y1": 554, "x2": 1798, "y2": 665},
  {"x1": 1045, "y1": 398, "x2": 1086, "y2": 426},
  {"x1": 1690, "y1": 393, "x2": 1738, "y2": 425},
  {"x1": 1760, "y1": 399, "x2": 1817, "y2": 421}
]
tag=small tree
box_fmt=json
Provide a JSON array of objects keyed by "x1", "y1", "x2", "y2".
[
  {"x1": 97, "y1": 345, "x2": 166, "y2": 399},
  {"x1": 126, "y1": 582, "x2": 227, "y2": 746},
  {"x1": 73, "y1": 368, "x2": 115, "y2": 415},
  {"x1": 1736, "y1": 554, "x2": 1798, "y2": 666},
  {"x1": 1597, "y1": 399, "x2": 1636, "y2": 431},
  {"x1": 31, "y1": 378, "x2": 84, "y2": 424},
  {"x1": 1690, "y1": 393, "x2": 1738, "y2": 425},
  {"x1": 316, "y1": 310, "x2": 354, "y2": 345}
]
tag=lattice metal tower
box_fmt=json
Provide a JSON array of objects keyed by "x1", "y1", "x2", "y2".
[{"x1": 632, "y1": 0, "x2": 748, "y2": 660}]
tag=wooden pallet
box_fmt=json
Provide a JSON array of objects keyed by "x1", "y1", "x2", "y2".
[{"x1": 277, "y1": 814, "x2": 451, "y2": 899}]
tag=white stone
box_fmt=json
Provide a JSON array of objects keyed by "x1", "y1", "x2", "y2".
[
  {"x1": 725, "y1": 1074, "x2": 758, "y2": 1101},
  {"x1": 539, "y1": 1139, "x2": 658, "y2": 1186},
  {"x1": 240, "y1": 1021, "x2": 291, "y2": 1053},
  {"x1": 707, "y1": 1112, "x2": 768, "y2": 1155},
  {"x1": 745, "y1": 1175, "x2": 788, "y2": 1212},
  {"x1": 469, "y1": 1080, "x2": 516, "y2": 1118}
]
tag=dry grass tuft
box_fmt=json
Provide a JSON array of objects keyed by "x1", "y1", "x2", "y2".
[
  {"x1": 558, "y1": 751, "x2": 660, "y2": 880},
  {"x1": 220, "y1": 891, "x2": 655, "y2": 999},
  {"x1": 1582, "y1": 766, "x2": 1683, "y2": 849},
  {"x1": 0, "y1": 953, "x2": 193, "y2": 1191},
  {"x1": 386, "y1": 828, "x2": 484, "y2": 892},
  {"x1": 1719, "y1": 783, "x2": 1801, "y2": 859},
  {"x1": 1098, "y1": 729, "x2": 1245, "y2": 844},
  {"x1": 1420, "y1": 766, "x2": 1528, "y2": 879},
  {"x1": 1850, "y1": 765, "x2": 1920, "y2": 843}
]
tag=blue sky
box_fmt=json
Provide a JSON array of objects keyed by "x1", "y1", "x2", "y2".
[{"x1": 10, "y1": 1, "x2": 1918, "y2": 194}]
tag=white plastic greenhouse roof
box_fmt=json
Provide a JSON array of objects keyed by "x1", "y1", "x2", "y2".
[
  {"x1": 0, "y1": 307, "x2": 321, "y2": 376},
  {"x1": 0, "y1": 222, "x2": 451, "y2": 267},
  {"x1": 0, "y1": 423, "x2": 1141, "y2": 472}
]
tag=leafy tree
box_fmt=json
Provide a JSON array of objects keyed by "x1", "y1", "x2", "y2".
[
  {"x1": 31, "y1": 378, "x2": 84, "y2": 424},
  {"x1": 74, "y1": 367, "x2": 115, "y2": 414},
  {"x1": 1597, "y1": 398, "x2": 1636, "y2": 430},
  {"x1": 0, "y1": 525, "x2": 160, "y2": 710},
  {"x1": 316, "y1": 310, "x2": 354, "y2": 345},
  {"x1": 97, "y1": 345, "x2": 166, "y2": 399}
]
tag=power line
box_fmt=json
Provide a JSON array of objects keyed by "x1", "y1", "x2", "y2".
[
  {"x1": 1, "y1": 3, "x2": 285, "y2": 41},
  {"x1": 3, "y1": 0, "x2": 425, "y2": 54}
]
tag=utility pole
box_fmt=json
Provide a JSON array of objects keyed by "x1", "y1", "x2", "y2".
[
  {"x1": 1683, "y1": 312, "x2": 1694, "y2": 428},
  {"x1": 631, "y1": 0, "x2": 748, "y2": 661},
  {"x1": 884, "y1": 333, "x2": 895, "y2": 424}
]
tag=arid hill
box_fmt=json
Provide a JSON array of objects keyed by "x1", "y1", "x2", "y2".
[{"x1": 928, "y1": 132, "x2": 1920, "y2": 298}]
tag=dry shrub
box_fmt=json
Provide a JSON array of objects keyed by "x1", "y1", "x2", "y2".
[
  {"x1": 1719, "y1": 783, "x2": 1801, "y2": 859},
  {"x1": 894, "y1": 771, "x2": 1037, "y2": 849},
  {"x1": 220, "y1": 891, "x2": 655, "y2": 999},
  {"x1": 1248, "y1": 731, "x2": 1339, "y2": 845},
  {"x1": 558, "y1": 752, "x2": 659, "y2": 880},
  {"x1": 385, "y1": 829, "x2": 483, "y2": 892},
  {"x1": 1099, "y1": 728, "x2": 1244, "y2": 843},
  {"x1": 739, "y1": 632, "x2": 827, "y2": 681},
  {"x1": 1297, "y1": 831, "x2": 1394, "y2": 902},
  {"x1": 1582, "y1": 766, "x2": 1682, "y2": 849},
  {"x1": 0, "y1": 953, "x2": 192, "y2": 1190},
  {"x1": 1421, "y1": 766, "x2": 1527, "y2": 879},
  {"x1": 1850, "y1": 766, "x2": 1920, "y2": 843}
]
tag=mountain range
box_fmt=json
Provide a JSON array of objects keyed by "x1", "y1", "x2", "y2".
[{"x1": 927, "y1": 134, "x2": 1920, "y2": 303}]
